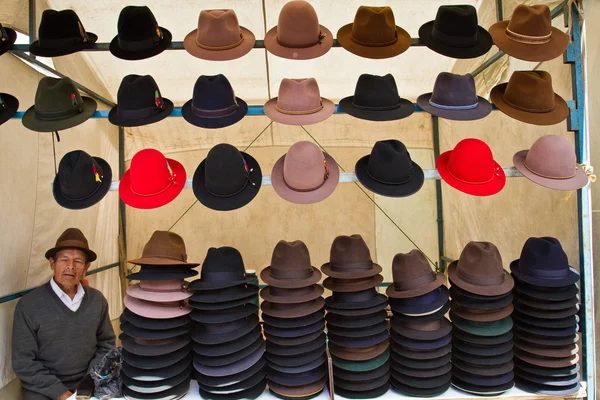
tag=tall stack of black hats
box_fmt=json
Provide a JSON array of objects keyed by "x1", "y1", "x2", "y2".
[
  {"x1": 121, "y1": 231, "x2": 197, "y2": 400},
  {"x1": 448, "y1": 241, "x2": 515, "y2": 395},
  {"x1": 386, "y1": 250, "x2": 452, "y2": 397},
  {"x1": 322, "y1": 235, "x2": 390, "y2": 399},
  {"x1": 189, "y1": 247, "x2": 266, "y2": 400},
  {"x1": 510, "y1": 237, "x2": 581, "y2": 396},
  {"x1": 260, "y1": 240, "x2": 328, "y2": 399}
]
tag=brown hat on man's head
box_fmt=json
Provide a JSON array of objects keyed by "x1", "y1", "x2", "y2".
[
  {"x1": 321, "y1": 235, "x2": 382, "y2": 279},
  {"x1": 260, "y1": 240, "x2": 322, "y2": 288},
  {"x1": 45, "y1": 228, "x2": 97, "y2": 262},
  {"x1": 386, "y1": 250, "x2": 445, "y2": 298},
  {"x1": 127, "y1": 231, "x2": 199, "y2": 267}
]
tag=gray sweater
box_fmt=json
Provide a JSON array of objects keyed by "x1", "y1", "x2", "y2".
[{"x1": 12, "y1": 282, "x2": 116, "y2": 399}]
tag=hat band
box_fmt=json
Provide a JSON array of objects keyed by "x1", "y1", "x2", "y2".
[
  {"x1": 203, "y1": 317, "x2": 247, "y2": 334},
  {"x1": 118, "y1": 35, "x2": 161, "y2": 52},
  {"x1": 201, "y1": 270, "x2": 246, "y2": 282},
  {"x1": 520, "y1": 264, "x2": 570, "y2": 279},
  {"x1": 269, "y1": 267, "x2": 313, "y2": 280},
  {"x1": 331, "y1": 277, "x2": 375, "y2": 287},
  {"x1": 130, "y1": 178, "x2": 174, "y2": 197},
  {"x1": 39, "y1": 36, "x2": 87, "y2": 49},
  {"x1": 523, "y1": 160, "x2": 576, "y2": 180},
  {"x1": 138, "y1": 254, "x2": 188, "y2": 262},
  {"x1": 196, "y1": 33, "x2": 244, "y2": 50},
  {"x1": 192, "y1": 103, "x2": 239, "y2": 119},
  {"x1": 283, "y1": 173, "x2": 328, "y2": 193},
  {"x1": 350, "y1": 32, "x2": 398, "y2": 47},
  {"x1": 329, "y1": 260, "x2": 374, "y2": 272},
  {"x1": 118, "y1": 105, "x2": 164, "y2": 120},
  {"x1": 139, "y1": 300, "x2": 186, "y2": 309},
  {"x1": 431, "y1": 26, "x2": 478, "y2": 48},
  {"x1": 36, "y1": 105, "x2": 83, "y2": 121},
  {"x1": 429, "y1": 99, "x2": 478, "y2": 111},
  {"x1": 505, "y1": 28, "x2": 552, "y2": 45},
  {"x1": 351, "y1": 101, "x2": 401, "y2": 111},
  {"x1": 501, "y1": 94, "x2": 555, "y2": 113},
  {"x1": 401, "y1": 319, "x2": 442, "y2": 331},
  {"x1": 394, "y1": 271, "x2": 435, "y2": 290},
  {"x1": 275, "y1": 103, "x2": 323, "y2": 115},
  {"x1": 205, "y1": 178, "x2": 248, "y2": 198},
  {"x1": 332, "y1": 289, "x2": 376, "y2": 303},
  {"x1": 277, "y1": 32, "x2": 327, "y2": 48},
  {"x1": 61, "y1": 180, "x2": 103, "y2": 201},
  {"x1": 457, "y1": 268, "x2": 503, "y2": 286},
  {"x1": 366, "y1": 167, "x2": 411, "y2": 185}
]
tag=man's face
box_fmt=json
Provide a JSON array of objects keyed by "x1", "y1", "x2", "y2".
[{"x1": 50, "y1": 249, "x2": 90, "y2": 288}]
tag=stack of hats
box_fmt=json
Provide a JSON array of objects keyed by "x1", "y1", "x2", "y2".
[
  {"x1": 448, "y1": 241, "x2": 515, "y2": 395},
  {"x1": 260, "y1": 240, "x2": 328, "y2": 399},
  {"x1": 189, "y1": 247, "x2": 266, "y2": 400},
  {"x1": 386, "y1": 250, "x2": 452, "y2": 397},
  {"x1": 121, "y1": 231, "x2": 197, "y2": 400},
  {"x1": 510, "y1": 237, "x2": 581, "y2": 396},
  {"x1": 322, "y1": 235, "x2": 390, "y2": 399}
]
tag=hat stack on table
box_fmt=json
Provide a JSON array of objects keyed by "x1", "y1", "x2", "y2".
[
  {"x1": 386, "y1": 250, "x2": 452, "y2": 397},
  {"x1": 260, "y1": 240, "x2": 328, "y2": 399},
  {"x1": 189, "y1": 247, "x2": 266, "y2": 400},
  {"x1": 322, "y1": 235, "x2": 390, "y2": 399},
  {"x1": 448, "y1": 241, "x2": 515, "y2": 395},
  {"x1": 510, "y1": 237, "x2": 582, "y2": 396},
  {"x1": 121, "y1": 231, "x2": 198, "y2": 400}
]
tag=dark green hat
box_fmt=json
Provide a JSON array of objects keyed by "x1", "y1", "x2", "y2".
[
  {"x1": 331, "y1": 350, "x2": 389, "y2": 372},
  {"x1": 451, "y1": 312, "x2": 513, "y2": 336}
]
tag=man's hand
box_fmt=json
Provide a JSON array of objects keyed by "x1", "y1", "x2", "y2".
[{"x1": 57, "y1": 391, "x2": 73, "y2": 400}]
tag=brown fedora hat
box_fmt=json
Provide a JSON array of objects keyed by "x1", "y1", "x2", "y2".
[
  {"x1": 514, "y1": 135, "x2": 591, "y2": 190},
  {"x1": 514, "y1": 340, "x2": 578, "y2": 359},
  {"x1": 450, "y1": 303, "x2": 514, "y2": 322},
  {"x1": 329, "y1": 340, "x2": 389, "y2": 361},
  {"x1": 323, "y1": 275, "x2": 384, "y2": 293},
  {"x1": 127, "y1": 231, "x2": 200, "y2": 267},
  {"x1": 260, "y1": 298, "x2": 325, "y2": 318},
  {"x1": 45, "y1": 228, "x2": 97, "y2": 262},
  {"x1": 490, "y1": 71, "x2": 569, "y2": 126},
  {"x1": 448, "y1": 241, "x2": 514, "y2": 296},
  {"x1": 260, "y1": 284, "x2": 324, "y2": 304},
  {"x1": 264, "y1": 0, "x2": 333, "y2": 60},
  {"x1": 386, "y1": 250, "x2": 445, "y2": 298},
  {"x1": 337, "y1": 6, "x2": 411, "y2": 59},
  {"x1": 322, "y1": 235, "x2": 382, "y2": 279},
  {"x1": 184, "y1": 9, "x2": 255, "y2": 61},
  {"x1": 261, "y1": 240, "x2": 322, "y2": 288},
  {"x1": 271, "y1": 141, "x2": 340, "y2": 204},
  {"x1": 489, "y1": 4, "x2": 569, "y2": 62},
  {"x1": 514, "y1": 348, "x2": 579, "y2": 369}
]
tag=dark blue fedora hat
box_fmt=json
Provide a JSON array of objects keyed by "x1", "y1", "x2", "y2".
[
  {"x1": 511, "y1": 237, "x2": 580, "y2": 287},
  {"x1": 451, "y1": 376, "x2": 514, "y2": 395},
  {"x1": 388, "y1": 286, "x2": 449, "y2": 315},
  {"x1": 514, "y1": 281, "x2": 579, "y2": 302},
  {"x1": 191, "y1": 304, "x2": 258, "y2": 324},
  {"x1": 192, "y1": 325, "x2": 262, "y2": 357},
  {"x1": 194, "y1": 358, "x2": 266, "y2": 387},
  {"x1": 195, "y1": 336, "x2": 264, "y2": 367},
  {"x1": 391, "y1": 360, "x2": 451, "y2": 378},
  {"x1": 325, "y1": 310, "x2": 387, "y2": 329},
  {"x1": 266, "y1": 344, "x2": 326, "y2": 368},
  {"x1": 268, "y1": 364, "x2": 328, "y2": 387},
  {"x1": 269, "y1": 354, "x2": 326, "y2": 375},
  {"x1": 334, "y1": 382, "x2": 390, "y2": 399},
  {"x1": 452, "y1": 337, "x2": 513, "y2": 357},
  {"x1": 513, "y1": 311, "x2": 579, "y2": 329},
  {"x1": 451, "y1": 358, "x2": 514, "y2": 376},
  {"x1": 514, "y1": 291, "x2": 579, "y2": 310},
  {"x1": 514, "y1": 331, "x2": 579, "y2": 347},
  {"x1": 452, "y1": 347, "x2": 514, "y2": 366},
  {"x1": 513, "y1": 320, "x2": 579, "y2": 337},
  {"x1": 452, "y1": 369, "x2": 514, "y2": 388}
]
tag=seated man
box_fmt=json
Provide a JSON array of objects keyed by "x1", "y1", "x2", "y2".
[{"x1": 12, "y1": 228, "x2": 116, "y2": 400}]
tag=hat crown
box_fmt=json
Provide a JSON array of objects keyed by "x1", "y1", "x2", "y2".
[
  {"x1": 196, "y1": 10, "x2": 242, "y2": 47},
  {"x1": 282, "y1": 141, "x2": 329, "y2": 191},
  {"x1": 353, "y1": 74, "x2": 401, "y2": 109},
  {"x1": 129, "y1": 149, "x2": 177, "y2": 196},
  {"x1": 392, "y1": 249, "x2": 433, "y2": 284},
  {"x1": 433, "y1": 5, "x2": 478, "y2": 36},
  {"x1": 57, "y1": 150, "x2": 103, "y2": 200},
  {"x1": 524, "y1": 135, "x2": 577, "y2": 179},
  {"x1": 367, "y1": 140, "x2": 413, "y2": 184},
  {"x1": 329, "y1": 234, "x2": 373, "y2": 267},
  {"x1": 519, "y1": 237, "x2": 569, "y2": 273},
  {"x1": 503, "y1": 71, "x2": 556, "y2": 113},
  {"x1": 430, "y1": 72, "x2": 479, "y2": 108},
  {"x1": 507, "y1": 5, "x2": 552, "y2": 37},
  {"x1": 38, "y1": 9, "x2": 88, "y2": 46},
  {"x1": 351, "y1": 6, "x2": 397, "y2": 45},
  {"x1": 447, "y1": 138, "x2": 497, "y2": 185},
  {"x1": 117, "y1": 75, "x2": 163, "y2": 112},
  {"x1": 34, "y1": 77, "x2": 85, "y2": 117},
  {"x1": 117, "y1": 6, "x2": 162, "y2": 44},
  {"x1": 204, "y1": 143, "x2": 248, "y2": 196},
  {"x1": 201, "y1": 246, "x2": 246, "y2": 280},
  {"x1": 54, "y1": 228, "x2": 90, "y2": 250},
  {"x1": 277, "y1": 78, "x2": 323, "y2": 114},
  {"x1": 276, "y1": 0, "x2": 321, "y2": 47},
  {"x1": 457, "y1": 241, "x2": 505, "y2": 282},
  {"x1": 191, "y1": 74, "x2": 238, "y2": 112},
  {"x1": 140, "y1": 231, "x2": 189, "y2": 263},
  {"x1": 270, "y1": 240, "x2": 313, "y2": 273}
]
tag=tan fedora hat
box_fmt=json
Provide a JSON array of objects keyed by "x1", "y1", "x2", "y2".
[
  {"x1": 321, "y1": 235, "x2": 382, "y2": 279},
  {"x1": 127, "y1": 231, "x2": 200, "y2": 267},
  {"x1": 386, "y1": 249, "x2": 445, "y2": 298}
]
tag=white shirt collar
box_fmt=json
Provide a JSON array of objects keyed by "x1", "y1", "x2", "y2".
[{"x1": 50, "y1": 278, "x2": 84, "y2": 303}]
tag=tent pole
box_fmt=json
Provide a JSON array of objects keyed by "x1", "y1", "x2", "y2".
[
  {"x1": 118, "y1": 125, "x2": 129, "y2": 300},
  {"x1": 432, "y1": 116, "x2": 445, "y2": 273},
  {"x1": 495, "y1": 0, "x2": 503, "y2": 22},
  {"x1": 28, "y1": 0, "x2": 36, "y2": 47}
]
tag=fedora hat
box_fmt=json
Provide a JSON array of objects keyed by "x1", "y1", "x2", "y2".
[
  {"x1": 197, "y1": 338, "x2": 264, "y2": 368},
  {"x1": 193, "y1": 144, "x2": 262, "y2": 211},
  {"x1": 390, "y1": 331, "x2": 452, "y2": 351},
  {"x1": 515, "y1": 359, "x2": 579, "y2": 378},
  {"x1": 514, "y1": 378, "x2": 580, "y2": 396},
  {"x1": 322, "y1": 235, "x2": 382, "y2": 279},
  {"x1": 452, "y1": 358, "x2": 513, "y2": 377},
  {"x1": 120, "y1": 321, "x2": 190, "y2": 341},
  {"x1": 391, "y1": 300, "x2": 450, "y2": 323},
  {"x1": 451, "y1": 303, "x2": 514, "y2": 322},
  {"x1": 391, "y1": 317, "x2": 452, "y2": 341},
  {"x1": 269, "y1": 365, "x2": 328, "y2": 387},
  {"x1": 355, "y1": 140, "x2": 424, "y2": 197},
  {"x1": 332, "y1": 350, "x2": 389, "y2": 373},
  {"x1": 184, "y1": 9, "x2": 255, "y2": 61},
  {"x1": 264, "y1": 319, "x2": 324, "y2": 338},
  {"x1": 389, "y1": 287, "x2": 449, "y2": 315},
  {"x1": 489, "y1": 5, "x2": 569, "y2": 62},
  {"x1": 452, "y1": 338, "x2": 513, "y2": 358},
  {"x1": 329, "y1": 340, "x2": 389, "y2": 362},
  {"x1": 191, "y1": 303, "x2": 258, "y2": 324},
  {"x1": 127, "y1": 280, "x2": 193, "y2": 303},
  {"x1": 264, "y1": 1, "x2": 332, "y2": 60},
  {"x1": 22, "y1": 77, "x2": 97, "y2": 132},
  {"x1": 335, "y1": 382, "x2": 390, "y2": 399},
  {"x1": 514, "y1": 367, "x2": 580, "y2": 386},
  {"x1": 267, "y1": 343, "x2": 326, "y2": 367},
  {"x1": 514, "y1": 340, "x2": 578, "y2": 359},
  {"x1": 124, "y1": 295, "x2": 192, "y2": 319},
  {"x1": 326, "y1": 301, "x2": 387, "y2": 317},
  {"x1": 261, "y1": 298, "x2": 325, "y2": 319},
  {"x1": 514, "y1": 302, "x2": 578, "y2": 320},
  {"x1": 328, "y1": 330, "x2": 389, "y2": 349},
  {"x1": 513, "y1": 311, "x2": 578, "y2": 329},
  {"x1": 437, "y1": 138, "x2": 505, "y2": 196},
  {"x1": 339, "y1": 74, "x2": 414, "y2": 121},
  {"x1": 199, "y1": 367, "x2": 265, "y2": 394},
  {"x1": 122, "y1": 367, "x2": 191, "y2": 394},
  {"x1": 192, "y1": 315, "x2": 260, "y2": 345},
  {"x1": 195, "y1": 357, "x2": 266, "y2": 387},
  {"x1": 121, "y1": 308, "x2": 190, "y2": 331},
  {"x1": 448, "y1": 241, "x2": 513, "y2": 296},
  {"x1": 269, "y1": 355, "x2": 326, "y2": 374},
  {"x1": 264, "y1": 78, "x2": 335, "y2": 126},
  {"x1": 386, "y1": 249, "x2": 445, "y2": 298},
  {"x1": 0, "y1": 24, "x2": 17, "y2": 56},
  {"x1": 45, "y1": 227, "x2": 97, "y2": 261},
  {"x1": 189, "y1": 293, "x2": 256, "y2": 311},
  {"x1": 123, "y1": 379, "x2": 191, "y2": 400},
  {"x1": 390, "y1": 379, "x2": 450, "y2": 398},
  {"x1": 391, "y1": 342, "x2": 451, "y2": 361},
  {"x1": 326, "y1": 310, "x2": 387, "y2": 329},
  {"x1": 261, "y1": 240, "x2": 321, "y2": 288},
  {"x1": 193, "y1": 325, "x2": 262, "y2": 357},
  {"x1": 417, "y1": 73, "x2": 492, "y2": 121},
  {"x1": 325, "y1": 288, "x2": 387, "y2": 310},
  {"x1": 323, "y1": 275, "x2": 383, "y2": 292},
  {"x1": 390, "y1": 370, "x2": 451, "y2": 391},
  {"x1": 109, "y1": 75, "x2": 173, "y2": 127},
  {"x1": 268, "y1": 377, "x2": 326, "y2": 398},
  {"x1": 514, "y1": 283, "x2": 579, "y2": 303},
  {"x1": 127, "y1": 265, "x2": 198, "y2": 281},
  {"x1": 119, "y1": 149, "x2": 186, "y2": 209},
  {"x1": 335, "y1": 372, "x2": 390, "y2": 392},
  {"x1": 451, "y1": 314, "x2": 513, "y2": 337},
  {"x1": 122, "y1": 352, "x2": 191, "y2": 377},
  {"x1": 182, "y1": 74, "x2": 247, "y2": 129},
  {"x1": 198, "y1": 377, "x2": 266, "y2": 398},
  {"x1": 450, "y1": 286, "x2": 513, "y2": 310},
  {"x1": 127, "y1": 231, "x2": 198, "y2": 267},
  {"x1": 191, "y1": 247, "x2": 255, "y2": 290},
  {"x1": 451, "y1": 376, "x2": 513, "y2": 395},
  {"x1": 337, "y1": 6, "x2": 411, "y2": 59},
  {"x1": 260, "y1": 285, "x2": 324, "y2": 304},
  {"x1": 391, "y1": 353, "x2": 452, "y2": 370},
  {"x1": 491, "y1": 71, "x2": 569, "y2": 125},
  {"x1": 266, "y1": 334, "x2": 325, "y2": 357},
  {"x1": 514, "y1": 135, "x2": 591, "y2": 190},
  {"x1": 419, "y1": 5, "x2": 492, "y2": 59},
  {"x1": 514, "y1": 331, "x2": 579, "y2": 348},
  {"x1": 29, "y1": 10, "x2": 97, "y2": 57},
  {"x1": 266, "y1": 328, "x2": 324, "y2": 346},
  {"x1": 327, "y1": 321, "x2": 387, "y2": 339},
  {"x1": 514, "y1": 348, "x2": 579, "y2": 369},
  {"x1": 263, "y1": 310, "x2": 324, "y2": 330},
  {"x1": 110, "y1": 6, "x2": 171, "y2": 60},
  {"x1": 0, "y1": 93, "x2": 18, "y2": 126},
  {"x1": 52, "y1": 150, "x2": 112, "y2": 210},
  {"x1": 190, "y1": 284, "x2": 258, "y2": 304}
]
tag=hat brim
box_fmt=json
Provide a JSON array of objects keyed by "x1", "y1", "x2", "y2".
[
  {"x1": 323, "y1": 274, "x2": 383, "y2": 292},
  {"x1": 490, "y1": 83, "x2": 569, "y2": 125},
  {"x1": 199, "y1": 379, "x2": 267, "y2": 400},
  {"x1": 417, "y1": 93, "x2": 492, "y2": 121},
  {"x1": 326, "y1": 301, "x2": 388, "y2": 316},
  {"x1": 514, "y1": 367, "x2": 580, "y2": 386},
  {"x1": 260, "y1": 266, "x2": 322, "y2": 288},
  {"x1": 260, "y1": 285, "x2": 324, "y2": 304},
  {"x1": 126, "y1": 283, "x2": 193, "y2": 302},
  {"x1": 391, "y1": 379, "x2": 450, "y2": 397},
  {"x1": 122, "y1": 345, "x2": 190, "y2": 370},
  {"x1": 329, "y1": 340, "x2": 389, "y2": 361},
  {"x1": 452, "y1": 358, "x2": 514, "y2": 377},
  {"x1": 332, "y1": 351, "x2": 390, "y2": 373},
  {"x1": 120, "y1": 321, "x2": 191, "y2": 340},
  {"x1": 451, "y1": 377, "x2": 513, "y2": 395},
  {"x1": 122, "y1": 308, "x2": 191, "y2": 330},
  {"x1": 325, "y1": 293, "x2": 387, "y2": 310},
  {"x1": 189, "y1": 274, "x2": 255, "y2": 290},
  {"x1": 193, "y1": 325, "x2": 262, "y2": 357},
  {"x1": 108, "y1": 98, "x2": 174, "y2": 127},
  {"x1": 513, "y1": 150, "x2": 589, "y2": 191},
  {"x1": 123, "y1": 378, "x2": 191, "y2": 399},
  {"x1": 335, "y1": 371, "x2": 390, "y2": 392},
  {"x1": 451, "y1": 303, "x2": 514, "y2": 322},
  {"x1": 268, "y1": 377, "x2": 326, "y2": 398},
  {"x1": 418, "y1": 22, "x2": 493, "y2": 59},
  {"x1": 335, "y1": 382, "x2": 390, "y2": 399},
  {"x1": 514, "y1": 378, "x2": 581, "y2": 396},
  {"x1": 514, "y1": 349, "x2": 579, "y2": 369},
  {"x1": 337, "y1": 24, "x2": 411, "y2": 59},
  {"x1": 450, "y1": 287, "x2": 513, "y2": 310},
  {"x1": 199, "y1": 368, "x2": 265, "y2": 394},
  {"x1": 194, "y1": 343, "x2": 264, "y2": 377},
  {"x1": 268, "y1": 365, "x2": 328, "y2": 387},
  {"x1": 391, "y1": 341, "x2": 451, "y2": 360},
  {"x1": 514, "y1": 331, "x2": 579, "y2": 347},
  {"x1": 261, "y1": 298, "x2": 325, "y2": 319},
  {"x1": 326, "y1": 310, "x2": 387, "y2": 329},
  {"x1": 52, "y1": 156, "x2": 112, "y2": 210},
  {"x1": 266, "y1": 329, "x2": 325, "y2": 347},
  {"x1": 513, "y1": 303, "x2": 578, "y2": 320},
  {"x1": 263, "y1": 97, "x2": 335, "y2": 126},
  {"x1": 109, "y1": 28, "x2": 172, "y2": 60},
  {"x1": 266, "y1": 333, "x2": 325, "y2": 356},
  {"x1": 514, "y1": 290, "x2": 579, "y2": 309},
  {"x1": 391, "y1": 301, "x2": 451, "y2": 322},
  {"x1": 195, "y1": 336, "x2": 264, "y2": 367},
  {"x1": 122, "y1": 367, "x2": 191, "y2": 394},
  {"x1": 355, "y1": 155, "x2": 424, "y2": 197},
  {"x1": 452, "y1": 337, "x2": 513, "y2": 357},
  {"x1": 126, "y1": 269, "x2": 198, "y2": 281},
  {"x1": 264, "y1": 25, "x2": 333, "y2": 60},
  {"x1": 22, "y1": 96, "x2": 98, "y2": 132},
  {"x1": 121, "y1": 334, "x2": 190, "y2": 357},
  {"x1": 386, "y1": 272, "x2": 446, "y2": 298},
  {"x1": 0, "y1": 93, "x2": 19, "y2": 125},
  {"x1": 515, "y1": 358, "x2": 579, "y2": 377},
  {"x1": 189, "y1": 293, "x2": 256, "y2": 310},
  {"x1": 391, "y1": 353, "x2": 452, "y2": 370},
  {"x1": 28, "y1": 32, "x2": 99, "y2": 57},
  {"x1": 447, "y1": 261, "x2": 513, "y2": 295},
  {"x1": 264, "y1": 319, "x2": 324, "y2": 338},
  {"x1": 193, "y1": 151, "x2": 262, "y2": 211},
  {"x1": 119, "y1": 157, "x2": 186, "y2": 209},
  {"x1": 124, "y1": 294, "x2": 192, "y2": 319},
  {"x1": 451, "y1": 314, "x2": 513, "y2": 336},
  {"x1": 122, "y1": 354, "x2": 191, "y2": 381},
  {"x1": 388, "y1": 287, "x2": 449, "y2": 314},
  {"x1": 452, "y1": 328, "x2": 513, "y2": 346},
  {"x1": 190, "y1": 284, "x2": 258, "y2": 303},
  {"x1": 391, "y1": 317, "x2": 452, "y2": 340},
  {"x1": 390, "y1": 370, "x2": 451, "y2": 390},
  {"x1": 327, "y1": 320, "x2": 388, "y2": 338},
  {"x1": 513, "y1": 320, "x2": 579, "y2": 337},
  {"x1": 339, "y1": 96, "x2": 414, "y2": 121},
  {"x1": 191, "y1": 315, "x2": 259, "y2": 345},
  {"x1": 182, "y1": 97, "x2": 248, "y2": 129},
  {"x1": 328, "y1": 330, "x2": 389, "y2": 348},
  {"x1": 321, "y1": 262, "x2": 383, "y2": 279},
  {"x1": 514, "y1": 340, "x2": 578, "y2": 358},
  {"x1": 437, "y1": 152, "x2": 506, "y2": 196},
  {"x1": 391, "y1": 360, "x2": 450, "y2": 379},
  {"x1": 513, "y1": 311, "x2": 578, "y2": 329},
  {"x1": 263, "y1": 310, "x2": 324, "y2": 329},
  {"x1": 184, "y1": 26, "x2": 256, "y2": 61},
  {"x1": 191, "y1": 304, "x2": 258, "y2": 324},
  {"x1": 44, "y1": 242, "x2": 98, "y2": 262},
  {"x1": 266, "y1": 343, "x2": 326, "y2": 367},
  {"x1": 195, "y1": 358, "x2": 266, "y2": 387},
  {"x1": 390, "y1": 331, "x2": 452, "y2": 351},
  {"x1": 0, "y1": 28, "x2": 17, "y2": 56}
]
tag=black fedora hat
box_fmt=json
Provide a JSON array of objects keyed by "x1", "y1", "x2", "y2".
[
  {"x1": 122, "y1": 354, "x2": 192, "y2": 382},
  {"x1": 451, "y1": 376, "x2": 514, "y2": 395},
  {"x1": 452, "y1": 369, "x2": 514, "y2": 387},
  {"x1": 193, "y1": 144, "x2": 262, "y2": 211},
  {"x1": 122, "y1": 367, "x2": 191, "y2": 394},
  {"x1": 325, "y1": 288, "x2": 387, "y2": 310},
  {"x1": 335, "y1": 372, "x2": 391, "y2": 392},
  {"x1": 325, "y1": 310, "x2": 387, "y2": 329},
  {"x1": 122, "y1": 345, "x2": 190, "y2": 370},
  {"x1": 193, "y1": 325, "x2": 262, "y2": 357},
  {"x1": 452, "y1": 358, "x2": 514, "y2": 377},
  {"x1": 190, "y1": 284, "x2": 258, "y2": 304},
  {"x1": 126, "y1": 265, "x2": 198, "y2": 281},
  {"x1": 391, "y1": 378, "x2": 450, "y2": 397},
  {"x1": 110, "y1": 6, "x2": 171, "y2": 60},
  {"x1": 269, "y1": 354, "x2": 326, "y2": 375},
  {"x1": 334, "y1": 361, "x2": 390, "y2": 382},
  {"x1": 266, "y1": 333, "x2": 326, "y2": 356},
  {"x1": 514, "y1": 359, "x2": 579, "y2": 378},
  {"x1": 452, "y1": 337, "x2": 513, "y2": 357},
  {"x1": 391, "y1": 360, "x2": 450, "y2": 379},
  {"x1": 391, "y1": 317, "x2": 452, "y2": 341},
  {"x1": 514, "y1": 378, "x2": 581, "y2": 396},
  {"x1": 52, "y1": 150, "x2": 112, "y2": 210},
  {"x1": 263, "y1": 310, "x2": 324, "y2": 329},
  {"x1": 109, "y1": 75, "x2": 173, "y2": 127},
  {"x1": 265, "y1": 328, "x2": 324, "y2": 347},
  {"x1": 120, "y1": 321, "x2": 190, "y2": 340},
  {"x1": 328, "y1": 330, "x2": 389, "y2": 348},
  {"x1": 122, "y1": 378, "x2": 191, "y2": 400},
  {"x1": 391, "y1": 353, "x2": 451, "y2": 370},
  {"x1": 450, "y1": 286, "x2": 513, "y2": 310},
  {"x1": 266, "y1": 344, "x2": 326, "y2": 368},
  {"x1": 263, "y1": 319, "x2": 324, "y2": 338},
  {"x1": 189, "y1": 294, "x2": 256, "y2": 311},
  {"x1": 391, "y1": 341, "x2": 451, "y2": 360},
  {"x1": 121, "y1": 308, "x2": 190, "y2": 330},
  {"x1": 195, "y1": 358, "x2": 266, "y2": 387},
  {"x1": 389, "y1": 287, "x2": 449, "y2": 315},
  {"x1": 191, "y1": 315, "x2": 259, "y2": 345},
  {"x1": 392, "y1": 301, "x2": 451, "y2": 323},
  {"x1": 195, "y1": 336, "x2": 264, "y2": 367},
  {"x1": 194, "y1": 342, "x2": 265, "y2": 377},
  {"x1": 29, "y1": 10, "x2": 97, "y2": 57},
  {"x1": 327, "y1": 321, "x2": 387, "y2": 338},
  {"x1": 199, "y1": 369, "x2": 266, "y2": 395},
  {"x1": 0, "y1": 24, "x2": 17, "y2": 56},
  {"x1": 0, "y1": 93, "x2": 18, "y2": 125},
  {"x1": 355, "y1": 140, "x2": 424, "y2": 197},
  {"x1": 419, "y1": 5, "x2": 492, "y2": 59},
  {"x1": 339, "y1": 74, "x2": 414, "y2": 121},
  {"x1": 190, "y1": 247, "x2": 254, "y2": 291},
  {"x1": 182, "y1": 75, "x2": 248, "y2": 129},
  {"x1": 22, "y1": 77, "x2": 97, "y2": 132},
  {"x1": 199, "y1": 379, "x2": 266, "y2": 400},
  {"x1": 191, "y1": 304, "x2": 258, "y2": 324},
  {"x1": 121, "y1": 334, "x2": 190, "y2": 357},
  {"x1": 334, "y1": 382, "x2": 390, "y2": 399},
  {"x1": 391, "y1": 370, "x2": 452, "y2": 389},
  {"x1": 449, "y1": 283, "x2": 509, "y2": 301}
]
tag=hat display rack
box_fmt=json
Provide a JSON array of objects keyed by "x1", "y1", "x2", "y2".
[{"x1": 0, "y1": 0, "x2": 595, "y2": 399}]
